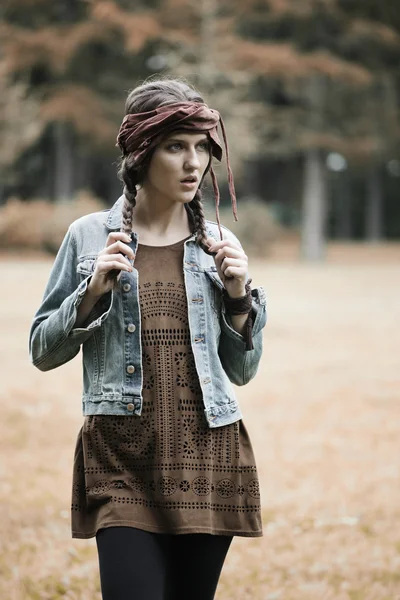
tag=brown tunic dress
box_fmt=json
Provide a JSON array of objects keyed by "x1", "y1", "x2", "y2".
[{"x1": 71, "y1": 236, "x2": 262, "y2": 538}]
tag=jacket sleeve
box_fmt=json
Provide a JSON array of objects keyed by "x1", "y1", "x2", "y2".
[
  {"x1": 216, "y1": 227, "x2": 267, "y2": 386},
  {"x1": 29, "y1": 223, "x2": 113, "y2": 372},
  {"x1": 218, "y1": 286, "x2": 267, "y2": 386}
]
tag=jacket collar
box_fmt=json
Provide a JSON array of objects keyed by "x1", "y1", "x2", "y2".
[
  {"x1": 103, "y1": 195, "x2": 125, "y2": 231},
  {"x1": 104, "y1": 194, "x2": 219, "y2": 243}
]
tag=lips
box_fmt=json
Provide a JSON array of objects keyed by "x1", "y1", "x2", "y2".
[{"x1": 181, "y1": 176, "x2": 198, "y2": 183}]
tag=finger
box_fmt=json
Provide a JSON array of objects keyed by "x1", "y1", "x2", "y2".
[
  {"x1": 106, "y1": 231, "x2": 132, "y2": 243},
  {"x1": 221, "y1": 257, "x2": 247, "y2": 272},
  {"x1": 97, "y1": 254, "x2": 133, "y2": 269},
  {"x1": 97, "y1": 260, "x2": 132, "y2": 273},
  {"x1": 215, "y1": 247, "x2": 246, "y2": 262},
  {"x1": 101, "y1": 253, "x2": 132, "y2": 263},
  {"x1": 97, "y1": 254, "x2": 133, "y2": 273},
  {"x1": 222, "y1": 265, "x2": 248, "y2": 279},
  {"x1": 222, "y1": 263, "x2": 247, "y2": 279},
  {"x1": 208, "y1": 238, "x2": 242, "y2": 253},
  {"x1": 103, "y1": 240, "x2": 135, "y2": 260},
  {"x1": 214, "y1": 246, "x2": 243, "y2": 268},
  {"x1": 106, "y1": 232, "x2": 132, "y2": 249},
  {"x1": 217, "y1": 254, "x2": 247, "y2": 269},
  {"x1": 105, "y1": 240, "x2": 135, "y2": 258}
]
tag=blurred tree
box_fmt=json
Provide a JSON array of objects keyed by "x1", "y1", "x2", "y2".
[
  {"x1": 0, "y1": 0, "x2": 161, "y2": 202},
  {"x1": 157, "y1": 0, "x2": 266, "y2": 197},
  {"x1": 1, "y1": 0, "x2": 400, "y2": 251},
  {"x1": 151, "y1": 0, "x2": 378, "y2": 256},
  {"x1": 0, "y1": 71, "x2": 42, "y2": 205},
  {"x1": 223, "y1": 0, "x2": 400, "y2": 255},
  {"x1": 335, "y1": 2, "x2": 400, "y2": 241}
]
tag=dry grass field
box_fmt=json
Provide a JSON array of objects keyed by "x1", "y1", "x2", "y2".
[{"x1": 1, "y1": 242, "x2": 399, "y2": 600}]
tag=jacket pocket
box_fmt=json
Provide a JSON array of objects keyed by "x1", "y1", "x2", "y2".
[
  {"x1": 203, "y1": 269, "x2": 223, "y2": 316},
  {"x1": 76, "y1": 255, "x2": 97, "y2": 277}
]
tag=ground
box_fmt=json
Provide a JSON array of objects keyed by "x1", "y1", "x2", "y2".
[{"x1": 0, "y1": 242, "x2": 399, "y2": 599}]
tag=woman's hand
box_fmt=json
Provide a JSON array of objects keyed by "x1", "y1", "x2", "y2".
[
  {"x1": 88, "y1": 232, "x2": 134, "y2": 299},
  {"x1": 206, "y1": 237, "x2": 249, "y2": 298}
]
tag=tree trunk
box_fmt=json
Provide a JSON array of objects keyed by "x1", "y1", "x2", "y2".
[
  {"x1": 301, "y1": 74, "x2": 327, "y2": 260},
  {"x1": 0, "y1": 179, "x2": 5, "y2": 206},
  {"x1": 199, "y1": 0, "x2": 216, "y2": 96},
  {"x1": 365, "y1": 165, "x2": 384, "y2": 242},
  {"x1": 334, "y1": 175, "x2": 352, "y2": 239},
  {"x1": 75, "y1": 145, "x2": 90, "y2": 191},
  {"x1": 53, "y1": 121, "x2": 75, "y2": 203},
  {"x1": 301, "y1": 148, "x2": 327, "y2": 261}
]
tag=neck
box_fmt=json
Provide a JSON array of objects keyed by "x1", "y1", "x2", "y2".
[{"x1": 132, "y1": 188, "x2": 192, "y2": 240}]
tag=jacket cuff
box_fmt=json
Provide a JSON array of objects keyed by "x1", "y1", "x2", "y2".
[
  {"x1": 69, "y1": 276, "x2": 113, "y2": 337},
  {"x1": 220, "y1": 285, "x2": 266, "y2": 351},
  {"x1": 220, "y1": 306, "x2": 255, "y2": 350}
]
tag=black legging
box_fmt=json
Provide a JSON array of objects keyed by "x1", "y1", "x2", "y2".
[{"x1": 96, "y1": 526, "x2": 233, "y2": 600}]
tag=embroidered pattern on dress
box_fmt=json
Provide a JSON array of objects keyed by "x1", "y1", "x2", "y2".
[{"x1": 80, "y1": 474, "x2": 260, "y2": 502}]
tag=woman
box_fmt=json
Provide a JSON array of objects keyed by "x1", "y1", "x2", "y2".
[{"x1": 29, "y1": 78, "x2": 267, "y2": 600}]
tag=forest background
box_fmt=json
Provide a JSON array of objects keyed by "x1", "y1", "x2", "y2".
[
  {"x1": 1, "y1": 2, "x2": 400, "y2": 599},
  {"x1": 1, "y1": 0, "x2": 400, "y2": 259}
]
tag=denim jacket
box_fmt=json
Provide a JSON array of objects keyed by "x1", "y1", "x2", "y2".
[{"x1": 29, "y1": 195, "x2": 267, "y2": 428}]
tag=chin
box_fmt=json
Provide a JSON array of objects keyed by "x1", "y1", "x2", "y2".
[{"x1": 177, "y1": 194, "x2": 196, "y2": 204}]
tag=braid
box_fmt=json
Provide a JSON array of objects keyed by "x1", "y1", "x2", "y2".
[
  {"x1": 190, "y1": 188, "x2": 214, "y2": 256},
  {"x1": 118, "y1": 155, "x2": 138, "y2": 237},
  {"x1": 184, "y1": 202, "x2": 196, "y2": 235}
]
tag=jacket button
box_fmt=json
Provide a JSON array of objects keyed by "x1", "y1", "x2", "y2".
[
  {"x1": 127, "y1": 323, "x2": 136, "y2": 333},
  {"x1": 123, "y1": 283, "x2": 131, "y2": 292},
  {"x1": 126, "y1": 365, "x2": 135, "y2": 374},
  {"x1": 127, "y1": 403, "x2": 134, "y2": 411}
]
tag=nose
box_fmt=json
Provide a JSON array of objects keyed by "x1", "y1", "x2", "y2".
[{"x1": 184, "y1": 146, "x2": 201, "y2": 170}]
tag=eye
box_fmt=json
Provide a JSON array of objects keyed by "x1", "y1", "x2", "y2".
[
  {"x1": 167, "y1": 142, "x2": 183, "y2": 151},
  {"x1": 198, "y1": 141, "x2": 210, "y2": 151}
]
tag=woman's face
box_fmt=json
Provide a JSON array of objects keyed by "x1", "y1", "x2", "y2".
[{"x1": 141, "y1": 131, "x2": 211, "y2": 204}]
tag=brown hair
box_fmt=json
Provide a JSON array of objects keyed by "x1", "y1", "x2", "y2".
[{"x1": 116, "y1": 77, "x2": 213, "y2": 254}]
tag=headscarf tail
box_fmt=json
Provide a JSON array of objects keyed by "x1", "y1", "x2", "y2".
[
  {"x1": 210, "y1": 166, "x2": 223, "y2": 241},
  {"x1": 219, "y1": 117, "x2": 238, "y2": 223}
]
